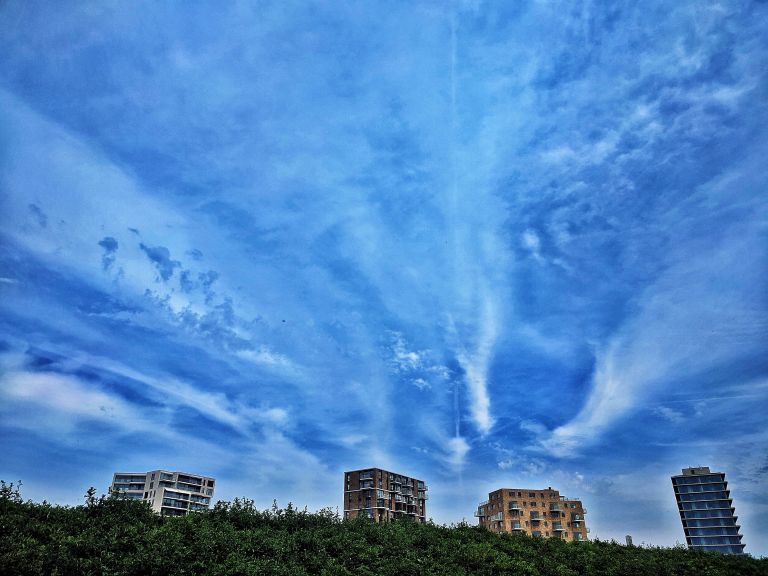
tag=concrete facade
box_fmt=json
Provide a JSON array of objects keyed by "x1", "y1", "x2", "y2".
[
  {"x1": 111, "y1": 470, "x2": 215, "y2": 516},
  {"x1": 343, "y1": 468, "x2": 427, "y2": 522},
  {"x1": 671, "y1": 467, "x2": 745, "y2": 554},
  {"x1": 476, "y1": 487, "x2": 588, "y2": 541}
]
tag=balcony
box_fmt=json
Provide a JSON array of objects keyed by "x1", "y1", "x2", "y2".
[
  {"x1": 549, "y1": 505, "x2": 561, "y2": 512},
  {"x1": 359, "y1": 472, "x2": 374, "y2": 481},
  {"x1": 474, "y1": 508, "x2": 486, "y2": 518},
  {"x1": 511, "y1": 523, "x2": 523, "y2": 531},
  {"x1": 177, "y1": 475, "x2": 203, "y2": 486},
  {"x1": 489, "y1": 512, "x2": 503, "y2": 522},
  {"x1": 553, "y1": 524, "x2": 564, "y2": 531}
]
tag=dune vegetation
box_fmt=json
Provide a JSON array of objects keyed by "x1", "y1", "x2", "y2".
[{"x1": 1, "y1": 481, "x2": 765, "y2": 576}]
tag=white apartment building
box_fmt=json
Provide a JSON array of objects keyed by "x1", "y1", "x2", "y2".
[{"x1": 111, "y1": 470, "x2": 215, "y2": 516}]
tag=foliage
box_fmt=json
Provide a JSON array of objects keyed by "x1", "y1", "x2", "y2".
[{"x1": 1, "y1": 482, "x2": 765, "y2": 576}]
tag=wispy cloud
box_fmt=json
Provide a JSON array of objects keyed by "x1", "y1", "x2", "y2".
[{"x1": 1, "y1": 0, "x2": 767, "y2": 554}]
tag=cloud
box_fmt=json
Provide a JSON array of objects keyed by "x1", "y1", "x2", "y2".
[
  {"x1": 534, "y1": 194, "x2": 767, "y2": 457},
  {"x1": 445, "y1": 436, "x2": 470, "y2": 470},
  {"x1": 455, "y1": 297, "x2": 498, "y2": 436},
  {"x1": 97, "y1": 236, "x2": 118, "y2": 270},
  {"x1": 139, "y1": 243, "x2": 181, "y2": 281},
  {"x1": 236, "y1": 346, "x2": 292, "y2": 368},
  {"x1": 27, "y1": 204, "x2": 47, "y2": 228},
  {"x1": 652, "y1": 406, "x2": 685, "y2": 424},
  {"x1": 1, "y1": 0, "x2": 767, "y2": 552},
  {"x1": 0, "y1": 370, "x2": 145, "y2": 433}
]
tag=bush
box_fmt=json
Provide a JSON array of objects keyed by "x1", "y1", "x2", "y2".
[{"x1": 0, "y1": 482, "x2": 765, "y2": 576}]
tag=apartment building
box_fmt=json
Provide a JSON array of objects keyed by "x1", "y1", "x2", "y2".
[
  {"x1": 475, "y1": 487, "x2": 588, "y2": 541},
  {"x1": 111, "y1": 470, "x2": 215, "y2": 516},
  {"x1": 343, "y1": 468, "x2": 428, "y2": 522},
  {"x1": 671, "y1": 467, "x2": 745, "y2": 554}
]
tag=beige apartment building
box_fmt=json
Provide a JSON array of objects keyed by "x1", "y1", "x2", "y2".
[
  {"x1": 476, "y1": 487, "x2": 588, "y2": 541},
  {"x1": 111, "y1": 470, "x2": 215, "y2": 516},
  {"x1": 344, "y1": 468, "x2": 428, "y2": 522}
]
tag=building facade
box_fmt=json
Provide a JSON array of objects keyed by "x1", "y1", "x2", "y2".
[
  {"x1": 671, "y1": 467, "x2": 745, "y2": 554},
  {"x1": 476, "y1": 487, "x2": 588, "y2": 541},
  {"x1": 111, "y1": 470, "x2": 215, "y2": 516},
  {"x1": 343, "y1": 468, "x2": 428, "y2": 522}
]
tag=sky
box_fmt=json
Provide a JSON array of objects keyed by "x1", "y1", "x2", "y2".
[{"x1": 0, "y1": 0, "x2": 767, "y2": 556}]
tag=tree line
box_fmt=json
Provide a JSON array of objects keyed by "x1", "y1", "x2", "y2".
[{"x1": 1, "y1": 481, "x2": 765, "y2": 575}]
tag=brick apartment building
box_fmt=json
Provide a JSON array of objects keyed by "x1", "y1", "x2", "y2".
[
  {"x1": 476, "y1": 487, "x2": 588, "y2": 541},
  {"x1": 343, "y1": 467, "x2": 428, "y2": 522},
  {"x1": 111, "y1": 469, "x2": 215, "y2": 516}
]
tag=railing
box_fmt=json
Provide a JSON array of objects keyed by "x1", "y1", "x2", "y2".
[{"x1": 177, "y1": 475, "x2": 203, "y2": 485}]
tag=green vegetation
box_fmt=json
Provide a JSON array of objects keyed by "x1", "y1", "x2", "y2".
[{"x1": 1, "y1": 481, "x2": 765, "y2": 576}]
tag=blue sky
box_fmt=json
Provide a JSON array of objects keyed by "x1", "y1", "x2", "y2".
[{"x1": 1, "y1": 0, "x2": 767, "y2": 556}]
